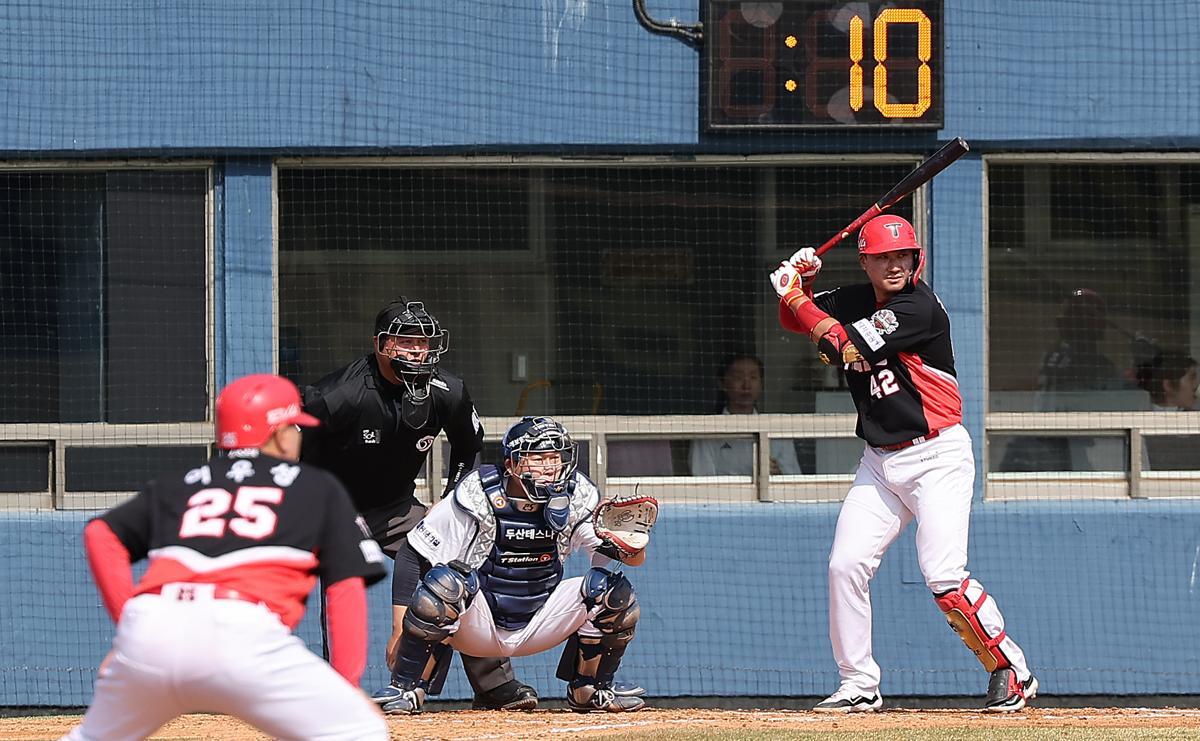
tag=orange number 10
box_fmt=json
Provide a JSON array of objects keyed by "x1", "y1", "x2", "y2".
[{"x1": 849, "y1": 8, "x2": 932, "y2": 118}]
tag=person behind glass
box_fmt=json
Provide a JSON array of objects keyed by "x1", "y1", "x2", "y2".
[
  {"x1": 300, "y1": 297, "x2": 537, "y2": 711},
  {"x1": 1035, "y1": 288, "x2": 1129, "y2": 401},
  {"x1": 1136, "y1": 350, "x2": 1198, "y2": 411},
  {"x1": 689, "y1": 354, "x2": 802, "y2": 475}
]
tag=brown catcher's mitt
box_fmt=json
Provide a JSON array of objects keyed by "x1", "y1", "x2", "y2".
[{"x1": 593, "y1": 492, "x2": 658, "y2": 560}]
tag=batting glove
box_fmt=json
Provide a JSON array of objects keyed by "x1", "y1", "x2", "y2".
[
  {"x1": 788, "y1": 247, "x2": 823, "y2": 280},
  {"x1": 770, "y1": 261, "x2": 802, "y2": 298}
]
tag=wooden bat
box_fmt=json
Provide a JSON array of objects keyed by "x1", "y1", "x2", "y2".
[{"x1": 814, "y1": 137, "x2": 970, "y2": 257}]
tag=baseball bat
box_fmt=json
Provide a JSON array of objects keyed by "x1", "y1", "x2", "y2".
[{"x1": 813, "y1": 137, "x2": 970, "y2": 257}]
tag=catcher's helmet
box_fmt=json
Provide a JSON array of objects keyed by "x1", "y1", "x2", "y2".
[
  {"x1": 374, "y1": 297, "x2": 449, "y2": 400},
  {"x1": 501, "y1": 416, "x2": 578, "y2": 503},
  {"x1": 215, "y1": 374, "x2": 318, "y2": 450},
  {"x1": 858, "y1": 215, "x2": 925, "y2": 280}
]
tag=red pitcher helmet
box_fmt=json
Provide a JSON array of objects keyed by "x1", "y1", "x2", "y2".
[
  {"x1": 215, "y1": 374, "x2": 319, "y2": 449},
  {"x1": 858, "y1": 214, "x2": 925, "y2": 281}
]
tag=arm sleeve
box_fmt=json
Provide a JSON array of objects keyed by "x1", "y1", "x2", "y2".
[
  {"x1": 842, "y1": 293, "x2": 934, "y2": 365},
  {"x1": 83, "y1": 519, "x2": 135, "y2": 623},
  {"x1": 442, "y1": 383, "x2": 484, "y2": 496},
  {"x1": 299, "y1": 385, "x2": 337, "y2": 467},
  {"x1": 407, "y1": 497, "x2": 475, "y2": 565},
  {"x1": 778, "y1": 288, "x2": 841, "y2": 335},
  {"x1": 324, "y1": 576, "x2": 369, "y2": 685},
  {"x1": 316, "y1": 477, "x2": 388, "y2": 587}
]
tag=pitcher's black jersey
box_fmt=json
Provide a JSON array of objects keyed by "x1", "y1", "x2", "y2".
[
  {"x1": 812, "y1": 281, "x2": 962, "y2": 447},
  {"x1": 96, "y1": 450, "x2": 387, "y2": 628},
  {"x1": 300, "y1": 355, "x2": 483, "y2": 512}
]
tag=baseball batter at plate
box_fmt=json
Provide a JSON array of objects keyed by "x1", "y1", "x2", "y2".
[
  {"x1": 64, "y1": 374, "x2": 388, "y2": 740},
  {"x1": 379, "y1": 416, "x2": 658, "y2": 715},
  {"x1": 770, "y1": 215, "x2": 1038, "y2": 713}
]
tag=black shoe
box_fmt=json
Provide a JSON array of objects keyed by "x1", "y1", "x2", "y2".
[
  {"x1": 472, "y1": 680, "x2": 539, "y2": 710},
  {"x1": 984, "y1": 668, "x2": 1038, "y2": 712}
]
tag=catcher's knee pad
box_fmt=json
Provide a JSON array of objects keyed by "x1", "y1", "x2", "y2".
[
  {"x1": 581, "y1": 567, "x2": 640, "y2": 637},
  {"x1": 404, "y1": 560, "x2": 480, "y2": 642},
  {"x1": 934, "y1": 578, "x2": 1012, "y2": 672}
]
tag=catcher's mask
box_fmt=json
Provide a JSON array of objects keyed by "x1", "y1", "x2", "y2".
[
  {"x1": 501, "y1": 416, "x2": 578, "y2": 506},
  {"x1": 374, "y1": 297, "x2": 449, "y2": 422}
]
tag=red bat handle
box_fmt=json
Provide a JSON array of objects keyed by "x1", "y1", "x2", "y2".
[{"x1": 814, "y1": 204, "x2": 882, "y2": 257}]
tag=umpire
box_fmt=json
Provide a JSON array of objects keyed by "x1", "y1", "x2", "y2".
[{"x1": 301, "y1": 297, "x2": 538, "y2": 710}]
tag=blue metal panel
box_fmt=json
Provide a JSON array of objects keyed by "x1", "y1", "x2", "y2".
[
  {"x1": 215, "y1": 159, "x2": 275, "y2": 387},
  {"x1": 929, "y1": 155, "x2": 985, "y2": 497},
  {"x1": 6, "y1": 500, "x2": 1198, "y2": 705}
]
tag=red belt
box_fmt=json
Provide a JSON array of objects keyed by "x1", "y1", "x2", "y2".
[
  {"x1": 877, "y1": 427, "x2": 943, "y2": 452},
  {"x1": 149, "y1": 582, "x2": 260, "y2": 604}
]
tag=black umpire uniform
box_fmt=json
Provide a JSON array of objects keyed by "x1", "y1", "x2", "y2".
[{"x1": 300, "y1": 298, "x2": 522, "y2": 703}]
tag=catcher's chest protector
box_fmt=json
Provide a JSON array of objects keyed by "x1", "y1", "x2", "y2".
[{"x1": 477, "y1": 471, "x2": 564, "y2": 630}]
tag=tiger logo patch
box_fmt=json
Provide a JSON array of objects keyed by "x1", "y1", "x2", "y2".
[{"x1": 871, "y1": 309, "x2": 899, "y2": 335}]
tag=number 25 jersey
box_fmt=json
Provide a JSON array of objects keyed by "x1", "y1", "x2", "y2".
[{"x1": 95, "y1": 449, "x2": 387, "y2": 629}]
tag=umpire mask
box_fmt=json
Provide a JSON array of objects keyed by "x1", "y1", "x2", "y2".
[{"x1": 373, "y1": 298, "x2": 449, "y2": 417}]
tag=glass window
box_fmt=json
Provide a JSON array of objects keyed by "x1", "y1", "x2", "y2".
[
  {"x1": 277, "y1": 162, "x2": 914, "y2": 419},
  {"x1": 988, "y1": 162, "x2": 1200, "y2": 416},
  {"x1": 0, "y1": 169, "x2": 209, "y2": 424},
  {"x1": 65, "y1": 446, "x2": 210, "y2": 492}
]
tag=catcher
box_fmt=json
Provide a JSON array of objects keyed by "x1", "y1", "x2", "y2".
[{"x1": 380, "y1": 415, "x2": 657, "y2": 714}]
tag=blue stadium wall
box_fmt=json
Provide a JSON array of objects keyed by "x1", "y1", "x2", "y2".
[{"x1": 2, "y1": 0, "x2": 1199, "y2": 703}]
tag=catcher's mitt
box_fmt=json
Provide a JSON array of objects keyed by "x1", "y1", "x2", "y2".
[{"x1": 593, "y1": 492, "x2": 658, "y2": 560}]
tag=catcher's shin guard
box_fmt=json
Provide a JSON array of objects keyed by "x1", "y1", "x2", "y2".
[
  {"x1": 557, "y1": 568, "x2": 639, "y2": 688},
  {"x1": 393, "y1": 561, "x2": 478, "y2": 693},
  {"x1": 934, "y1": 578, "x2": 1013, "y2": 672}
]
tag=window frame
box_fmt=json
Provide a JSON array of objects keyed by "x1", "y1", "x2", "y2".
[
  {"x1": 983, "y1": 152, "x2": 1200, "y2": 499},
  {"x1": 0, "y1": 160, "x2": 216, "y2": 510}
]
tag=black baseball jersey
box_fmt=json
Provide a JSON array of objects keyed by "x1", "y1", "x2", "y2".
[
  {"x1": 813, "y1": 281, "x2": 962, "y2": 447},
  {"x1": 96, "y1": 450, "x2": 387, "y2": 628},
  {"x1": 300, "y1": 355, "x2": 483, "y2": 514}
]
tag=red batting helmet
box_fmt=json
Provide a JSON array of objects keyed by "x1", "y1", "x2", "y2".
[
  {"x1": 857, "y1": 215, "x2": 925, "y2": 280},
  {"x1": 215, "y1": 374, "x2": 319, "y2": 449}
]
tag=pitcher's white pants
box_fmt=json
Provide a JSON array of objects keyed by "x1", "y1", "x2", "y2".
[
  {"x1": 448, "y1": 576, "x2": 600, "y2": 659},
  {"x1": 828, "y1": 424, "x2": 1030, "y2": 695},
  {"x1": 63, "y1": 594, "x2": 387, "y2": 741}
]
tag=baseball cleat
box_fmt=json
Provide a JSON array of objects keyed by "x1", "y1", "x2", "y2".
[
  {"x1": 380, "y1": 687, "x2": 425, "y2": 715},
  {"x1": 612, "y1": 680, "x2": 646, "y2": 698},
  {"x1": 813, "y1": 689, "x2": 883, "y2": 713},
  {"x1": 567, "y1": 683, "x2": 646, "y2": 713},
  {"x1": 471, "y1": 680, "x2": 538, "y2": 711},
  {"x1": 368, "y1": 681, "x2": 404, "y2": 705},
  {"x1": 983, "y1": 668, "x2": 1038, "y2": 712}
]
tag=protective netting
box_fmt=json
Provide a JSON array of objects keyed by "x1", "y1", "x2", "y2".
[{"x1": 1, "y1": 0, "x2": 1198, "y2": 711}]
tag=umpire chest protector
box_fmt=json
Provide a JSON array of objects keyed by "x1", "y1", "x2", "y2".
[{"x1": 453, "y1": 465, "x2": 600, "y2": 630}]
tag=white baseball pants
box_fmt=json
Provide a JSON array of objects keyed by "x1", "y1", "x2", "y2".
[
  {"x1": 447, "y1": 576, "x2": 600, "y2": 658},
  {"x1": 827, "y1": 424, "x2": 1030, "y2": 695},
  {"x1": 63, "y1": 592, "x2": 387, "y2": 741}
]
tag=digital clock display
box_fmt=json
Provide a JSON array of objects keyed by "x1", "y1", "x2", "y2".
[{"x1": 703, "y1": 0, "x2": 944, "y2": 129}]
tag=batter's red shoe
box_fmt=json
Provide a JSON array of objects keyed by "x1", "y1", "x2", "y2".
[{"x1": 984, "y1": 668, "x2": 1038, "y2": 712}]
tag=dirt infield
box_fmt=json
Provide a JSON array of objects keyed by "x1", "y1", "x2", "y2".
[{"x1": 3, "y1": 707, "x2": 1199, "y2": 740}]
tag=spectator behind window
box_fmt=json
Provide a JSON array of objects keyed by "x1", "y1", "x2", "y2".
[
  {"x1": 689, "y1": 354, "x2": 803, "y2": 476},
  {"x1": 1136, "y1": 350, "x2": 1198, "y2": 411}
]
